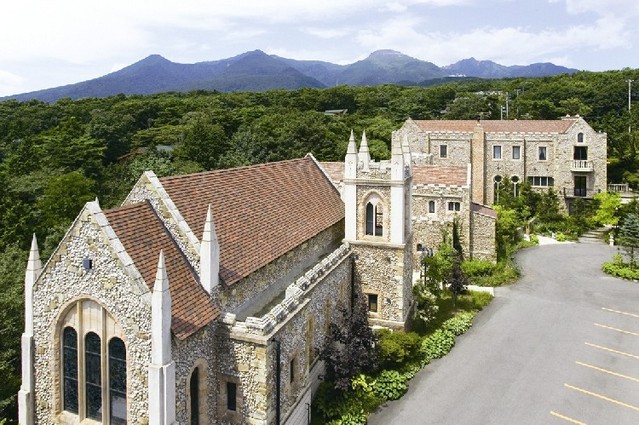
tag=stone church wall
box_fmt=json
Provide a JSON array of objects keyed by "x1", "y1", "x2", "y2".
[
  {"x1": 470, "y1": 211, "x2": 497, "y2": 262},
  {"x1": 32, "y1": 207, "x2": 153, "y2": 424}
]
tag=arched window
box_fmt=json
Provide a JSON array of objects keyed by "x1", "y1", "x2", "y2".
[
  {"x1": 62, "y1": 327, "x2": 78, "y2": 414},
  {"x1": 85, "y1": 332, "x2": 102, "y2": 421},
  {"x1": 190, "y1": 368, "x2": 200, "y2": 425},
  {"x1": 577, "y1": 132, "x2": 584, "y2": 143},
  {"x1": 109, "y1": 338, "x2": 127, "y2": 424},
  {"x1": 59, "y1": 300, "x2": 126, "y2": 423},
  {"x1": 365, "y1": 202, "x2": 383, "y2": 236},
  {"x1": 493, "y1": 175, "x2": 503, "y2": 204},
  {"x1": 428, "y1": 201, "x2": 435, "y2": 214}
]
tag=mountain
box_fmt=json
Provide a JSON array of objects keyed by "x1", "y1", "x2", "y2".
[
  {"x1": 442, "y1": 57, "x2": 578, "y2": 79},
  {"x1": 1, "y1": 51, "x2": 578, "y2": 102}
]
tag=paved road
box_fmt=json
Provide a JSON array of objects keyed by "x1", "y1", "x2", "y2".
[{"x1": 369, "y1": 241, "x2": 639, "y2": 425}]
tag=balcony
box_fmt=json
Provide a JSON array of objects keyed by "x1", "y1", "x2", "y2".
[
  {"x1": 608, "y1": 183, "x2": 630, "y2": 193},
  {"x1": 571, "y1": 160, "x2": 593, "y2": 172},
  {"x1": 563, "y1": 187, "x2": 600, "y2": 199}
]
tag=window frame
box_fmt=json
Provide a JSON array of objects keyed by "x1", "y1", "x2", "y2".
[
  {"x1": 577, "y1": 132, "x2": 584, "y2": 143},
  {"x1": 528, "y1": 176, "x2": 554, "y2": 187},
  {"x1": 364, "y1": 196, "x2": 384, "y2": 237},
  {"x1": 367, "y1": 293, "x2": 379, "y2": 313},
  {"x1": 538, "y1": 146, "x2": 547, "y2": 161},
  {"x1": 512, "y1": 145, "x2": 521, "y2": 160},
  {"x1": 493, "y1": 145, "x2": 502, "y2": 160},
  {"x1": 447, "y1": 201, "x2": 461, "y2": 212},
  {"x1": 439, "y1": 144, "x2": 448, "y2": 158},
  {"x1": 428, "y1": 200, "x2": 436, "y2": 214}
]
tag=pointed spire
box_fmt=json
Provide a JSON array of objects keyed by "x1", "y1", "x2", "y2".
[
  {"x1": 345, "y1": 130, "x2": 359, "y2": 179},
  {"x1": 152, "y1": 250, "x2": 172, "y2": 365},
  {"x1": 94, "y1": 197, "x2": 100, "y2": 208},
  {"x1": 24, "y1": 234, "x2": 41, "y2": 336},
  {"x1": 200, "y1": 205, "x2": 219, "y2": 294},
  {"x1": 359, "y1": 131, "x2": 371, "y2": 172},
  {"x1": 347, "y1": 129, "x2": 357, "y2": 154}
]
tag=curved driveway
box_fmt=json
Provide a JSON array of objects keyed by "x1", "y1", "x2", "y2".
[{"x1": 370, "y1": 241, "x2": 639, "y2": 425}]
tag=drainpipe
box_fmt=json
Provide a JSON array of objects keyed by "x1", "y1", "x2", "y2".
[{"x1": 274, "y1": 338, "x2": 281, "y2": 425}]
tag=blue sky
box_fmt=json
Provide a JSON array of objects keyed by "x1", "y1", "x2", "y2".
[{"x1": 1, "y1": 0, "x2": 638, "y2": 97}]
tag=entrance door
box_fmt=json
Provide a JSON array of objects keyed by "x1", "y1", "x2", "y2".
[{"x1": 574, "y1": 175, "x2": 587, "y2": 197}]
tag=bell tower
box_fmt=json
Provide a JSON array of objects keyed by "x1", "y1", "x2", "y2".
[{"x1": 343, "y1": 131, "x2": 414, "y2": 329}]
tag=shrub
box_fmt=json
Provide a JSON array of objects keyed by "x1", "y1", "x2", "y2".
[
  {"x1": 376, "y1": 330, "x2": 421, "y2": 369},
  {"x1": 461, "y1": 259, "x2": 496, "y2": 277},
  {"x1": 530, "y1": 234, "x2": 539, "y2": 245},
  {"x1": 421, "y1": 329, "x2": 455, "y2": 362},
  {"x1": 441, "y1": 312, "x2": 474, "y2": 336},
  {"x1": 555, "y1": 232, "x2": 567, "y2": 242},
  {"x1": 371, "y1": 370, "x2": 409, "y2": 401},
  {"x1": 602, "y1": 261, "x2": 639, "y2": 280}
]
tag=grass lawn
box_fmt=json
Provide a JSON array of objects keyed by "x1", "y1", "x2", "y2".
[{"x1": 411, "y1": 290, "x2": 493, "y2": 335}]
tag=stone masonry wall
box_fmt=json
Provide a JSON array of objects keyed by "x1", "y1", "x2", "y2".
[
  {"x1": 218, "y1": 250, "x2": 352, "y2": 424},
  {"x1": 470, "y1": 211, "x2": 497, "y2": 262},
  {"x1": 32, "y1": 207, "x2": 152, "y2": 424}
]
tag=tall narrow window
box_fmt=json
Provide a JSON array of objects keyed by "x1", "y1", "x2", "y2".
[
  {"x1": 85, "y1": 332, "x2": 102, "y2": 421},
  {"x1": 63, "y1": 327, "x2": 79, "y2": 414},
  {"x1": 538, "y1": 146, "x2": 547, "y2": 160},
  {"x1": 367, "y1": 293, "x2": 378, "y2": 312},
  {"x1": 226, "y1": 382, "x2": 237, "y2": 412},
  {"x1": 512, "y1": 145, "x2": 521, "y2": 160},
  {"x1": 109, "y1": 338, "x2": 127, "y2": 424},
  {"x1": 290, "y1": 358, "x2": 296, "y2": 384},
  {"x1": 493, "y1": 145, "x2": 502, "y2": 159},
  {"x1": 428, "y1": 201, "x2": 435, "y2": 214},
  {"x1": 439, "y1": 144, "x2": 447, "y2": 158},
  {"x1": 577, "y1": 132, "x2": 584, "y2": 143},
  {"x1": 190, "y1": 368, "x2": 199, "y2": 425},
  {"x1": 365, "y1": 202, "x2": 383, "y2": 236}
]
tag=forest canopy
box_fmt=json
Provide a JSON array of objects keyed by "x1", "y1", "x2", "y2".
[{"x1": 2, "y1": 69, "x2": 639, "y2": 421}]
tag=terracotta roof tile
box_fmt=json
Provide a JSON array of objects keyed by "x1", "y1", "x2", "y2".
[
  {"x1": 412, "y1": 165, "x2": 468, "y2": 186},
  {"x1": 104, "y1": 201, "x2": 219, "y2": 340},
  {"x1": 471, "y1": 202, "x2": 498, "y2": 218},
  {"x1": 159, "y1": 157, "x2": 344, "y2": 286},
  {"x1": 319, "y1": 161, "x2": 344, "y2": 183},
  {"x1": 414, "y1": 119, "x2": 575, "y2": 134}
]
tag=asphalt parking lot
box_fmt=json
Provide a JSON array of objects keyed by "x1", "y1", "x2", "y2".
[{"x1": 369, "y1": 241, "x2": 639, "y2": 425}]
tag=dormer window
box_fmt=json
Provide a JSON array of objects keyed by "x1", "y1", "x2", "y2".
[{"x1": 365, "y1": 201, "x2": 383, "y2": 236}]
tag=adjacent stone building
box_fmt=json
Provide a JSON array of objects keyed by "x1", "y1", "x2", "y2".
[
  {"x1": 394, "y1": 116, "x2": 608, "y2": 212},
  {"x1": 19, "y1": 133, "x2": 416, "y2": 424}
]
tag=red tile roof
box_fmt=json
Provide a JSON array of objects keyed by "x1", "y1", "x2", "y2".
[
  {"x1": 471, "y1": 202, "x2": 498, "y2": 219},
  {"x1": 414, "y1": 119, "x2": 575, "y2": 133},
  {"x1": 159, "y1": 157, "x2": 344, "y2": 286},
  {"x1": 319, "y1": 161, "x2": 344, "y2": 183},
  {"x1": 105, "y1": 201, "x2": 219, "y2": 340},
  {"x1": 412, "y1": 165, "x2": 468, "y2": 186}
]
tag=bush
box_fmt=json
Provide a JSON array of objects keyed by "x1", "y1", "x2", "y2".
[
  {"x1": 441, "y1": 312, "x2": 474, "y2": 336},
  {"x1": 421, "y1": 329, "x2": 455, "y2": 362},
  {"x1": 376, "y1": 330, "x2": 421, "y2": 369},
  {"x1": 469, "y1": 260, "x2": 519, "y2": 287},
  {"x1": 602, "y1": 261, "x2": 639, "y2": 280},
  {"x1": 371, "y1": 370, "x2": 409, "y2": 401},
  {"x1": 461, "y1": 259, "x2": 496, "y2": 277}
]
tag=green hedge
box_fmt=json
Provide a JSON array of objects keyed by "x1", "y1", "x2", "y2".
[{"x1": 602, "y1": 262, "x2": 639, "y2": 280}]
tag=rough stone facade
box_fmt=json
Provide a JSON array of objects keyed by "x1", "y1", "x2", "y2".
[
  {"x1": 394, "y1": 116, "x2": 608, "y2": 211},
  {"x1": 31, "y1": 204, "x2": 153, "y2": 424}
]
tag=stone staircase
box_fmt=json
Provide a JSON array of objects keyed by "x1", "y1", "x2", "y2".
[{"x1": 579, "y1": 227, "x2": 608, "y2": 244}]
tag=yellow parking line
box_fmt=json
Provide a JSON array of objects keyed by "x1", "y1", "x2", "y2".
[
  {"x1": 565, "y1": 383, "x2": 639, "y2": 412},
  {"x1": 602, "y1": 307, "x2": 639, "y2": 319},
  {"x1": 594, "y1": 323, "x2": 639, "y2": 336},
  {"x1": 585, "y1": 342, "x2": 639, "y2": 361},
  {"x1": 576, "y1": 361, "x2": 639, "y2": 383},
  {"x1": 550, "y1": 410, "x2": 587, "y2": 424}
]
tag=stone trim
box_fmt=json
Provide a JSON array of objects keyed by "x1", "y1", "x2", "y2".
[
  {"x1": 187, "y1": 359, "x2": 209, "y2": 425},
  {"x1": 217, "y1": 373, "x2": 243, "y2": 424}
]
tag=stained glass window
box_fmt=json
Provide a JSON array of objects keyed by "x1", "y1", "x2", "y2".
[
  {"x1": 62, "y1": 327, "x2": 78, "y2": 413},
  {"x1": 85, "y1": 332, "x2": 102, "y2": 421},
  {"x1": 109, "y1": 338, "x2": 127, "y2": 424}
]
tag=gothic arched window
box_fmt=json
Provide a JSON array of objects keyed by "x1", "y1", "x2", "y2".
[
  {"x1": 62, "y1": 327, "x2": 79, "y2": 414},
  {"x1": 365, "y1": 202, "x2": 383, "y2": 236},
  {"x1": 85, "y1": 332, "x2": 102, "y2": 421},
  {"x1": 190, "y1": 367, "x2": 200, "y2": 425},
  {"x1": 109, "y1": 338, "x2": 127, "y2": 424}
]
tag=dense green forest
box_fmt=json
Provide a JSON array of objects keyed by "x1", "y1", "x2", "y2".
[{"x1": 2, "y1": 69, "x2": 639, "y2": 421}]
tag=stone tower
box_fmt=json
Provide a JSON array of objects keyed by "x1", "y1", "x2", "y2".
[{"x1": 344, "y1": 131, "x2": 414, "y2": 329}]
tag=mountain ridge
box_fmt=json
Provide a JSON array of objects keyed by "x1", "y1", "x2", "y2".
[{"x1": 1, "y1": 50, "x2": 578, "y2": 102}]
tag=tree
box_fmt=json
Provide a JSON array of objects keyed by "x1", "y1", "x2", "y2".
[
  {"x1": 320, "y1": 285, "x2": 378, "y2": 392},
  {"x1": 618, "y1": 213, "x2": 639, "y2": 268},
  {"x1": 592, "y1": 192, "x2": 621, "y2": 227},
  {"x1": 412, "y1": 281, "x2": 439, "y2": 323},
  {"x1": 449, "y1": 254, "x2": 468, "y2": 309}
]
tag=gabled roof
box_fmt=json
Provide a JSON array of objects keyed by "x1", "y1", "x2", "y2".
[
  {"x1": 104, "y1": 201, "x2": 219, "y2": 340},
  {"x1": 414, "y1": 119, "x2": 576, "y2": 134},
  {"x1": 159, "y1": 157, "x2": 345, "y2": 286},
  {"x1": 319, "y1": 161, "x2": 344, "y2": 183},
  {"x1": 412, "y1": 165, "x2": 468, "y2": 186}
]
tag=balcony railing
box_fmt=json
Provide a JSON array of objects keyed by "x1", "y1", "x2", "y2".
[
  {"x1": 608, "y1": 183, "x2": 630, "y2": 193},
  {"x1": 571, "y1": 160, "x2": 593, "y2": 172},
  {"x1": 563, "y1": 187, "x2": 601, "y2": 198}
]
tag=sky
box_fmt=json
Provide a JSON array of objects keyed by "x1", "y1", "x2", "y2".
[{"x1": 1, "y1": 0, "x2": 639, "y2": 97}]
